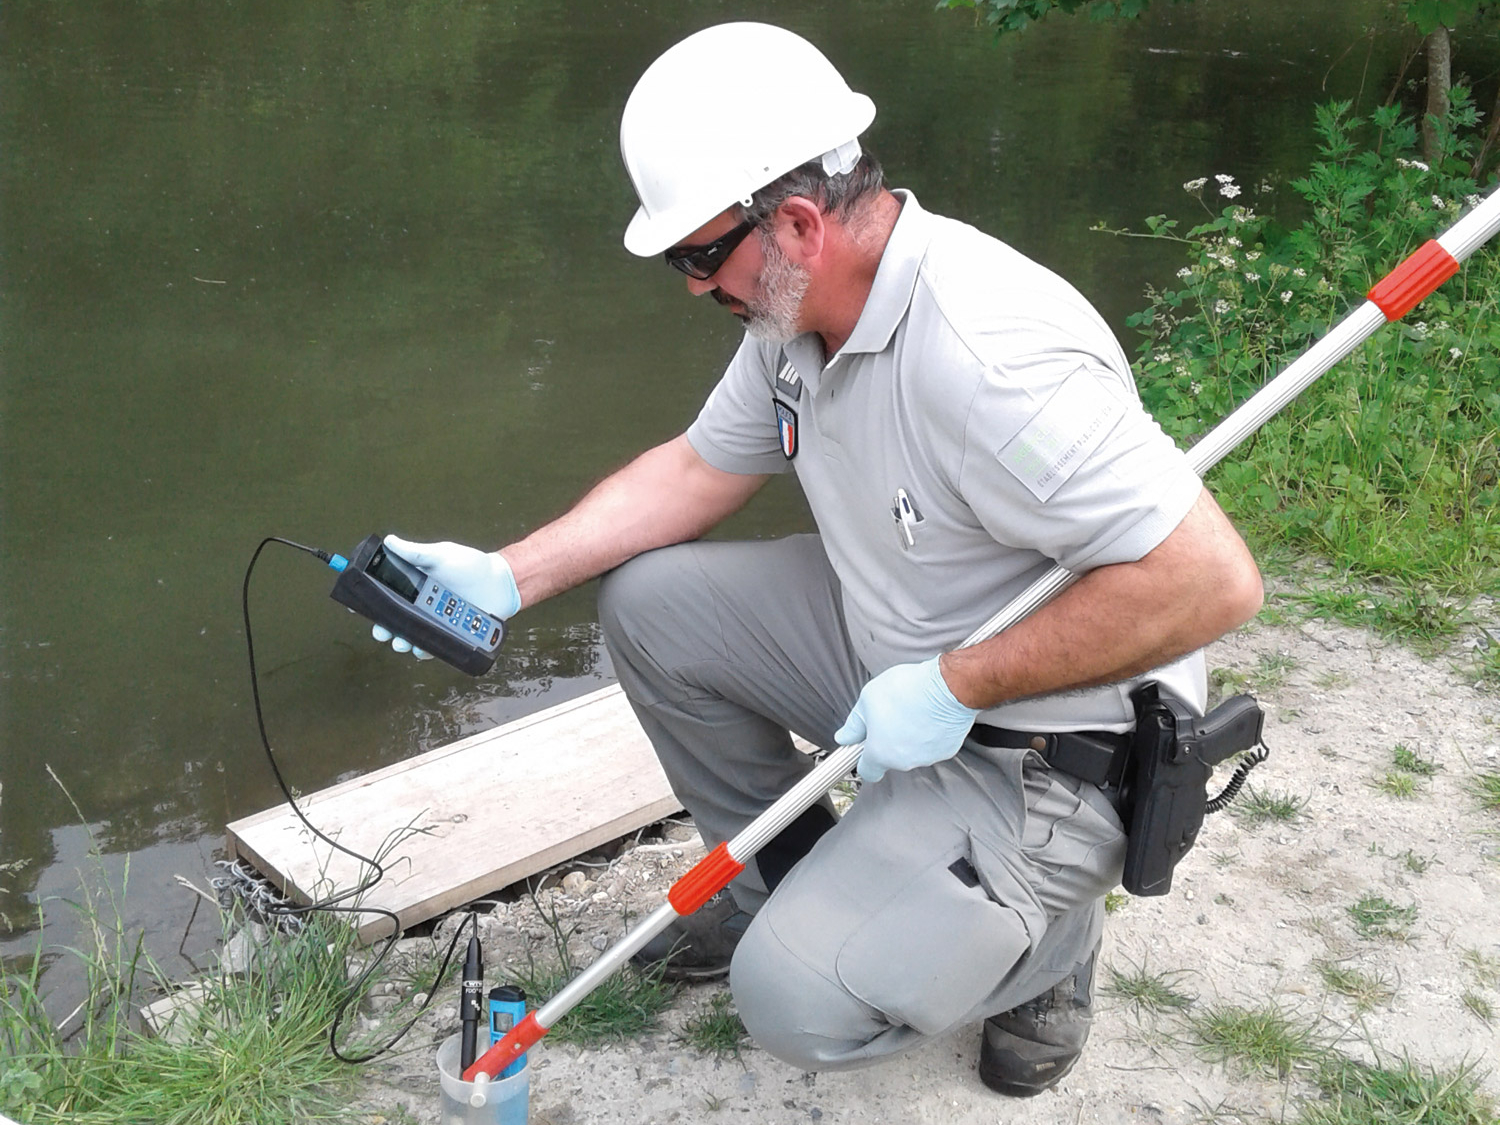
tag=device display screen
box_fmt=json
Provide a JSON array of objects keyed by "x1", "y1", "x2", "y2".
[{"x1": 366, "y1": 547, "x2": 421, "y2": 604}]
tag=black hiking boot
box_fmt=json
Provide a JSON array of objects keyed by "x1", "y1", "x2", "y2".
[
  {"x1": 978, "y1": 943, "x2": 1098, "y2": 1097},
  {"x1": 629, "y1": 890, "x2": 752, "y2": 981}
]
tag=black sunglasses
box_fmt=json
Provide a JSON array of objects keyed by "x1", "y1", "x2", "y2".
[{"x1": 663, "y1": 218, "x2": 759, "y2": 280}]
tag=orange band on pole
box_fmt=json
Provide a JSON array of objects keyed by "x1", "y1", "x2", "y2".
[
  {"x1": 1367, "y1": 239, "x2": 1460, "y2": 320},
  {"x1": 463, "y1": 1010, "x2": 547, "y2": 1082},
  {"x1": 667, "y1": 841, "x2": 746, "y2": 915}
]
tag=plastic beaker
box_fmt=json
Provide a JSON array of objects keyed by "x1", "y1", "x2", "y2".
[{"x1": 435, "y1": 1033, "x2": 529, "y2": 1125}]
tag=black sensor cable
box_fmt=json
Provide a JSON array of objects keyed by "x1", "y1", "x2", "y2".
[{"x1": 241, "y1": 536, "x2": 476, "y2": 1063}]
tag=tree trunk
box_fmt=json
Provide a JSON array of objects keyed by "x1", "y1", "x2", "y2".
[
  {"x1": 1422, "y1": 25, "x2": 1452, "y2": 165},
  {"x1": 1473, "y1": 80, "x2": 1500, "y2": 180}
]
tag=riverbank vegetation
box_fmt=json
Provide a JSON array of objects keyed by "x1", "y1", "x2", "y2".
[
  {"x1": 1, "y1": 849, "x2": 363, "y2": 1124},
  {"x1": 1111, "y1": 96, "x2": 1498, "y2": 683}
]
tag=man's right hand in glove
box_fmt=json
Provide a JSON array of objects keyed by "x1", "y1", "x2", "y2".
[{"x1": 372, "y1": 534, "x2": 521, "y2": 660}]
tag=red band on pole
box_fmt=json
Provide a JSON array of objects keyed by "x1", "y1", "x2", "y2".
[
  {"x1": 667, "y1": 841, "x2": 746, "y2": 915},
  {"x1": 1367, "y1": 239, "x2": 1460, "y2": 321},
  {"x1": 463, "y1": 1010, "x2": 547, "y2": 1082}
]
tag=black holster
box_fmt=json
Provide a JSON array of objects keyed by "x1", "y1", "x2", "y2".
[{"x1": 1119, "y1": 683, "x2": 1264, "y2": 897}]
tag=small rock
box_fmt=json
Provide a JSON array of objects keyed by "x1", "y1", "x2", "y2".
[
  {"x1": 562, "y1": 872, "x2": 588, "y2": 894},
  {"x1": 1196, "y1": 914, "x2": 1208, "y2": 925},
  {"x1": 738, "y1": 1072, "x2": 758, "y2": 1095},
  {"x1": 810, "y1": 1110, "x2": 823, "y2": 1121},
  {"x1": 591, "y1": 935, "x2": 609, "y2": 951},
  {"x1": 439, "y1": 1006, "x2": 458, "y2": 1024},
  {"x1": 414, "y1": 991, "x2": 429, "y2": 1008},
  {"x1": 592, "y1": 891, "x2": 608, "y2": 904}
]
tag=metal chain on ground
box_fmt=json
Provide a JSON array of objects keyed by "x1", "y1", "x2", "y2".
[{"x1": 211, "y1": 858, "x2": 305, "y2": 936}]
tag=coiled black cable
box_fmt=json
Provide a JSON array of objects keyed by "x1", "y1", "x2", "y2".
[
  {"x1": 242, "y1": 536, "x2": 475, "y2": 1063},
  {"x1": 1204, "y1": 742, "x2": 1270, "y2": 815}
]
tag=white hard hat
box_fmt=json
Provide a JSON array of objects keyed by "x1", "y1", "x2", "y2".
[{"x1": 619, "y1": 22, "x2": 877, "y2": 257}]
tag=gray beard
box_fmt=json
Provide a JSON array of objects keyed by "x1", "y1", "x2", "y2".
[{"x1": 743, "y1": 232, "x2": 811, "y2": 344}]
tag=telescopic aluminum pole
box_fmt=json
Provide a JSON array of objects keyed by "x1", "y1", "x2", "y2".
[{"x1": 465, "y1": 184, "x2": 1500, "y2": 1085}]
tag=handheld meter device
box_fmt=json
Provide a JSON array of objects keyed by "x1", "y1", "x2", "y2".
[{"x1": 329, "y1": 533, "x2": 505, "y2": 676}]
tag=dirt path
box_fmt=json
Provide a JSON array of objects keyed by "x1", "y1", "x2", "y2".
[{"x1": 351, "y1": 614, "x2": 1500, "y2": 1125}]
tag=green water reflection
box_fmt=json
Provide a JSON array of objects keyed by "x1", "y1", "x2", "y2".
[{"x1": 2, "y1": 0, "x2": 1489, "y2": 965}]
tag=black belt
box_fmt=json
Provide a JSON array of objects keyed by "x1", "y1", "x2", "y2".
[{"x1": 969, "y1": 723, "x2": 1131, "y2": 789}]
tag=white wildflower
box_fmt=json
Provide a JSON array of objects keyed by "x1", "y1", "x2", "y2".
[
  {"x1": 1227, "y1": 237, "x2": 1242, "y2": 248},
  {"x1": 1154, "y1": 351, "x2": 1172, "y2": 364},
  {"x1": 1450, "y1": 347, "x2": 1463, "y2": 360},
  {"x1": 1396, "y1": 157, "x2": 1430, "y2": 172},
  {"x1": 1466, "y1": 194, "x2": 1482, "y2": 208},
  {"x1": 1215, "y1": 173, "x2": 1235, "y2": 185},
  {"x1": 1213, "y1": 299, "x2": 1231, "y2": 315},
  {"x1": 1177, "y1": 267, "x2": 1193, "y2": 280},
  {"x1": 1293, "y1": 267, "x2": 1307, "y2": 278},
  {"x1": 1183, "y1": 177, "x2": 1208, "y2": 192},
  {"x1": 1257, "y1": 180, "x2": 1274, "y2": 194},
  {"x1": 1431, "y1": 194, "x2": 1445, "y2": 208},
  {"x1": 1190, "y1": 381, "x2": 1203, "y2": 396},
  {"x1": 1280, "y1": 290, "x2": 1293, "y2": 304},
  {"x1": 1245, "y1": 272, "x2": 1261, "y2": 283},
  {"x1": 1411, "y1": 321, "x2": 1428, "y2": 339},
  {"x1": 1244, "y1": 250, "x2": 1262, "y2": 262},
  {"x1": 1220, "y1": 183, "x2": 1243, "y2": 199}
]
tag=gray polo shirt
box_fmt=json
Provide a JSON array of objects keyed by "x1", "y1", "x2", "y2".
[{"x1": 686, "y1": 191, "x2": 1205, "y2": 730}]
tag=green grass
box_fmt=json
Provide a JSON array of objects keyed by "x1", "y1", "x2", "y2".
[
  {"x1": 1103, "y1": 959, "x2": 1196, "y2": 1014},
  {"x1": 513, "y1": 898, "x2": 676, "y2": 1046},
  {"x1": 1296, "y1": 1053, "x2": 1498, "y2": 1125},
  {"x1": 678, "y1": 991, "x2": 750, "y2": 1059},
  {"x1": 1397, "y1": 849, "x2": 1432, "y2": 874},
  {"x1": 3, "y1": 911, "x2": 363, "y2": 1125},
  {"x1": 1392, "y1": 744, "x2": 1439, "y2": 776},
  {"x1": 1461, "y1": 991, "x2": 1493, "y2": 1024},
  {"x1": 1210, "y1": 652, "x2": 1300, "y2": 695},
  {"x1": 1104, "y1": 890, "x2": 1129, "y2": 914},
  {"x1": 3, "y1": 771, "x2": 373, "y2": 1125},
  {"x1": 1230, "y1": 786, "x2": 1308, "y2": 827},
  {"x1": 1473, "y1": 639, "x2": 1500, "y2": 690},
  {"x1": 1460, "y1": 947, "x2": 1500, "y2": 988},
  {"x1": 1347, "y1": 894, "x2": 1419, "y2": 941},
  {"x1": 1315, "y1": 961, "x2": 1395, "y2": 1011},
  {"x1": 1375, "y1": 771, "x2": 1417, "y2": 798},
  {"x1": 1469, "y1": 771, "x2": 1500, "y2": 814},
  {"x1": 1189, "y1": 1001, "x2": 1324, "y2": 1077}
]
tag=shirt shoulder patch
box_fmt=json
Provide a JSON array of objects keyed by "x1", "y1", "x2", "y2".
[
  {"x1": 774, "y1": 360, "x2": 802, "y2": 401},
  {"x1": 994, "y1": 366, "x2": 1126, "y2": 502}
]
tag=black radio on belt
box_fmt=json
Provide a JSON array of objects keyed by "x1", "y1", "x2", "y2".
[
  {"x1": 1120, "y1": 684, "x2": 1265, "y2": 896},
  {"x1": 329, "y1": 533, "x2": 505, "y2": 677}
]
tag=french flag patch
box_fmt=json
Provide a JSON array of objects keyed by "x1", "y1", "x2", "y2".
[{"x1": 774, "y1": 399, "x2": 798, "y2": 459}]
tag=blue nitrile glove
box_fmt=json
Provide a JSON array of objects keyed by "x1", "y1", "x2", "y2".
[
  {"x1": 374, "y1": 534, "x2": 522, "y2": 661},
  {"x1": 836, "y1": 656, "x2": 982, "y2": 783}
]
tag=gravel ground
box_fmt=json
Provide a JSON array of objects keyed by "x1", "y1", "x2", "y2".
[{"x1": 346, "y1": 611, "x2": 1500, "y2": 1125}]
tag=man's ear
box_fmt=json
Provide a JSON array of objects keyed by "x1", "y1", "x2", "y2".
[{"x1": 772, "y1": 196, "x2": 826, "y2": 264}]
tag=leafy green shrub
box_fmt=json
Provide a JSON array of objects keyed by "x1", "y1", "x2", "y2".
[{"x1": 1123, "y1": 95, "x2": 1499, "y2": 592}]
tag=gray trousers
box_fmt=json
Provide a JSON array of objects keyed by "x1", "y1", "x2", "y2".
[{"x1": 597, "y1": 535, "x2": 1125, "y2": 1071}]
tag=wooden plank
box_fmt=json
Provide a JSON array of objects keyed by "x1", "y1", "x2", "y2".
[{"x1": 227, "y1": 684, "x2": 682, "y2": 942}]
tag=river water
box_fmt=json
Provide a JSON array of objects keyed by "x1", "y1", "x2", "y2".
[{"x1": 2, "y1": 0, "x2": 1492, "y2": 978}]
